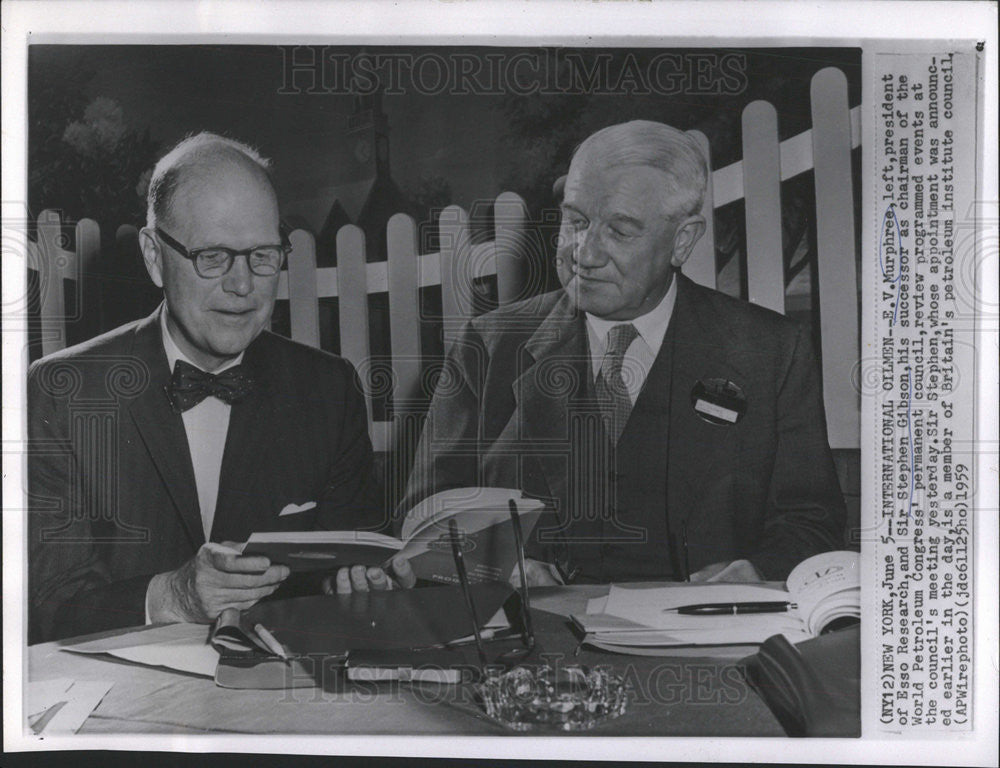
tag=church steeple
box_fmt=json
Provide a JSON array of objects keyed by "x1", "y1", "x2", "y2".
[
  {"x1": 346, "y1": 89, "x2": 390, "y2": 182},
  {"x1": 309, "y1": 65, "x2": 415, "y2": 265}
]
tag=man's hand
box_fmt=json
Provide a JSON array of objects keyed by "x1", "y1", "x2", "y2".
[
  {"x1": 509, "y1": 558, "x2": 563, "y2": 588},
  {"x1": 323, "y1": 556, "x2": 417, "y2": 594},
  {"x1": 689, "y1": 559, "x2": 764, "y2": 583},
  {"x1": 148, "y1": 542, "x2": 290, "y2": 623}
]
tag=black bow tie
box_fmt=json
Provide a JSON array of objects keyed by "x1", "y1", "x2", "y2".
[{"x1": 165, "y1": 359, "x2": 255, "y2": 413}]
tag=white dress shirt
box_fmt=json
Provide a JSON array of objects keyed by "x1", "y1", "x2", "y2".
[
  {"x1": 584, "y1": 277, "x2": 678, "y2": 405},
  {"x1": 160, "y1": 309, "x2": 243, "y2": 543},
  {"x1": 146, "y1": 313, "x2": 244, "y2": 623}
]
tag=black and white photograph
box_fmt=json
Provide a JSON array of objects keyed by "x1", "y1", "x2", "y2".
[{"x1": 3, "y1": 2, "x2": 996, "y2": 765}]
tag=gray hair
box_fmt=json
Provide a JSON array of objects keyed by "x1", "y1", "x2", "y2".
[
  {"x1": 145, "y1": 132, "x2": 272, "y2": 229},
  {"x1": 572, "y1": 120, "x2": 708, "y2": 218}
]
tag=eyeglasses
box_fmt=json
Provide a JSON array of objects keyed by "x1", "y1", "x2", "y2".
[{"x1": 155, "y1": 227, "x2": 290, "y2": 278}]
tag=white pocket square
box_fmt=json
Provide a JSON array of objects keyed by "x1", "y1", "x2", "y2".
[{"x1": 279, "y1": 501, "x2": 317, "y2": 517}]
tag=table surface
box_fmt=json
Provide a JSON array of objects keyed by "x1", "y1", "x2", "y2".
[{"x1": 27, "y1": 584, "x2": 786, "y2": 736}]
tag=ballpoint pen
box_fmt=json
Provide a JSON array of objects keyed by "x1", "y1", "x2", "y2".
[
  {"x1": 449, "y1": 519, "x2": 489, "y2": 674},
  {"x1": 507, "y1": 498, "x2": 535, "y2": 651},
  {"x1": 408, "y1": 627, "x2": 508, "y2": 653},
  {"x1": 662, "y1": 601, "x2": 796, "y2": 615}
]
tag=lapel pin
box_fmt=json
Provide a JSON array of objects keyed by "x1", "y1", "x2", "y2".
[{"x1": 690, "y1": 378, "x2": 747, "y2": 425}]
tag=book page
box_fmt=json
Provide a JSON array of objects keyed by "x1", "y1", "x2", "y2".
[
  {"x1": 399, "y1": 506, "x2": 543, "y2": 584},
  {"x1": 242, "y1": 530, "x2": 403, "y2": 547},
  {"x1": 586, "y1": 622, "x2": 810, "y2": 647},
  {"x1": 400, "y1": 487, "x2": 544, "y2": 541},
  {"x1": 240, "y1": 530, "x2": 405, "y2": 572},
  {"x1": 786, "y1": 551, "x2": 860, "y2": 633}
]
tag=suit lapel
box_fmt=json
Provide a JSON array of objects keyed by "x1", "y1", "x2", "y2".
[
  {"x1": 510, "y1": 293, "x2": 592, "y2": 508},
  {"x1": 666, "y1": 275, "x2": 751, "y2": 531},
  {"x1": 212, "y1": 334, "x2": 277, "y2": 539},
  {"x1": 126, "y1": 306, "x2": 204, "y2": 549}
]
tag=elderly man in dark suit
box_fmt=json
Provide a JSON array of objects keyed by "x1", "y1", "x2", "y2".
[
  {"x1": 402, "y1": 120, "x2": 845, "y2": 585},
  {"x1": 28, "y1": 133, "x2": 397, "y2": 643}
]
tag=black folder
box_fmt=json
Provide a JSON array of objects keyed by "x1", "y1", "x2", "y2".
[{"x1": 215, "y1": 582, "x2": 515, "y2": 689}]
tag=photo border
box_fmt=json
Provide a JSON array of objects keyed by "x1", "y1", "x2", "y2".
[{"x1": 3, "y1": 2, "x2": 996, "y2": 765}]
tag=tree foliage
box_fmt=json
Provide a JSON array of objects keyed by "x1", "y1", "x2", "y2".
[{"x1": 29, "y1": 66, "x2": 159, "y2": 241}]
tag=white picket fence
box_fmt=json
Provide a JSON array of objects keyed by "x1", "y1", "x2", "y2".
[{"x1": 26, "y1": 66, "x2": 860, "y2": 451}]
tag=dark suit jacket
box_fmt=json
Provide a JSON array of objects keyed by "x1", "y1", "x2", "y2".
[
  {"x1": 402, "y1": 274, "x2": 845, "y2": 580},
  {"x1": 28, "y1": 306, "x2": 383, "y2": 643}
]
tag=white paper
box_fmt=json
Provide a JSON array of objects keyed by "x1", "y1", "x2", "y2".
[
  {"x1": 25, "y1": 679, "x2": 114, "y2": 735},
  {"x1": 61, "y1": 622, "x2": 219, "y2": 678},
  {"x1": 25, "y1": 678, "x2": 74, "y2": 719},
  {"x1": 603, "y1": 582, "x2": 791, "y2": 631}
]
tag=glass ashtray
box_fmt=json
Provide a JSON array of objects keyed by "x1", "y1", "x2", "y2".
[{"x1": 476, "y1": 664, "x2": 629, "y2": 731}]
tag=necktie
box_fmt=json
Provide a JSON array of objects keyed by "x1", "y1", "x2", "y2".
[
  {"x1": 166, "y1": 359, "x2": 255, "y2": 413},
  {"x1": 594, "y1": 323, "x2": 639, "y2": 443}
]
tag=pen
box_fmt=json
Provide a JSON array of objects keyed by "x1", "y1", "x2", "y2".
[
  {"x1": 681, "y1": 521, "x2": 690, "y2": 582},
  {"x1": 508, "y1": 498, "x2": 535, "y2": 650},
  {"x1": 254, "y1": 622, "x2": 290, "y2": 663},
  {"x1": 410, "y1": 627, "x2": 505, "y2": 653},
  {"x1": 449, "y1": 519, "x2": 488, "y2": 673},
  {"x1": 662, "y1": 601, "x2": 796, "y2": 615}
]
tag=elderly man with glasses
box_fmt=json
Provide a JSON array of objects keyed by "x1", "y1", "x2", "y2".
[{"x1": 28, "y1": 133, "x2": 398, "y2": 643}]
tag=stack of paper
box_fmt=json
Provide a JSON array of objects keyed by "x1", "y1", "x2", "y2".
[
  {"x1": 572, "y1": 552, "x2": 860, "y2": 654},
  {"x1": 573, "y1": 583, "x2": 811, "y2": 653},
  {"x1": 62, "y1": 622, "x2": 219, "y2": 677},
  {"x1": 25, "y1": 678, "x2": 114, "y2": 735}
]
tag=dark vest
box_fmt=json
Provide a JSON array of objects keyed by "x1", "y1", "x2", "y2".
[{"x1": 561, "y1": 322, "x2": 679, "y2": 582}]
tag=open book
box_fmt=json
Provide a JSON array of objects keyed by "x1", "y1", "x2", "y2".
[
  {"x1": 572, "y1": 550, "x2": 859, "y2": 653},
  {"x1": 241, "y1": 487, "x2": 545, "y2": 585}
]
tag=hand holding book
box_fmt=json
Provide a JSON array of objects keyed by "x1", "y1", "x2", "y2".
[
  {"x1": 241, "y1": 487, "x2": 545, "y2": 586},
  {"x1": 321, "y1": 556, "x2": 417, "y2": 595},
  {"x1": 147, "y1": 541, "x2": 291, "y2": 624}
]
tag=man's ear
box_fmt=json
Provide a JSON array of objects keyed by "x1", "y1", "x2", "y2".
[
  {"x1": 669, "y1": 215, "x2": 706, "y2": 268},
  {"x1": 139, "y1": 227, "x2": 165, "y2": 289}
]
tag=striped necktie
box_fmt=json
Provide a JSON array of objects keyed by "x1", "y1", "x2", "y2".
[{"x1": 594, "y1": 323, "x2": 639, "y2": 443}]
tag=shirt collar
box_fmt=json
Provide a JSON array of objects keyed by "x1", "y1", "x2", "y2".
[
  {"x1": 585, "y1": 274, "x2": 678, "y2": 358},
  {"x1": 160, "y1": 305, "x2": 244, "y2": 374}
]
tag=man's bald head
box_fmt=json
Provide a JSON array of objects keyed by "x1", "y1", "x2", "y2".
[
  {"x1": 145, "y1": 132, "x2": 275, "y2": 231},
  {"x1": 571, "y1": 120, "x2": 708, "y2": 221},
  {"x1": 140, "y1": 132, "x2": 283, "y2": 372}
]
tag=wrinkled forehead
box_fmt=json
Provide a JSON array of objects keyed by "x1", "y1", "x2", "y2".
[{"x1": 565, "y1": 151, "x2": 682, "y2": 218}]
